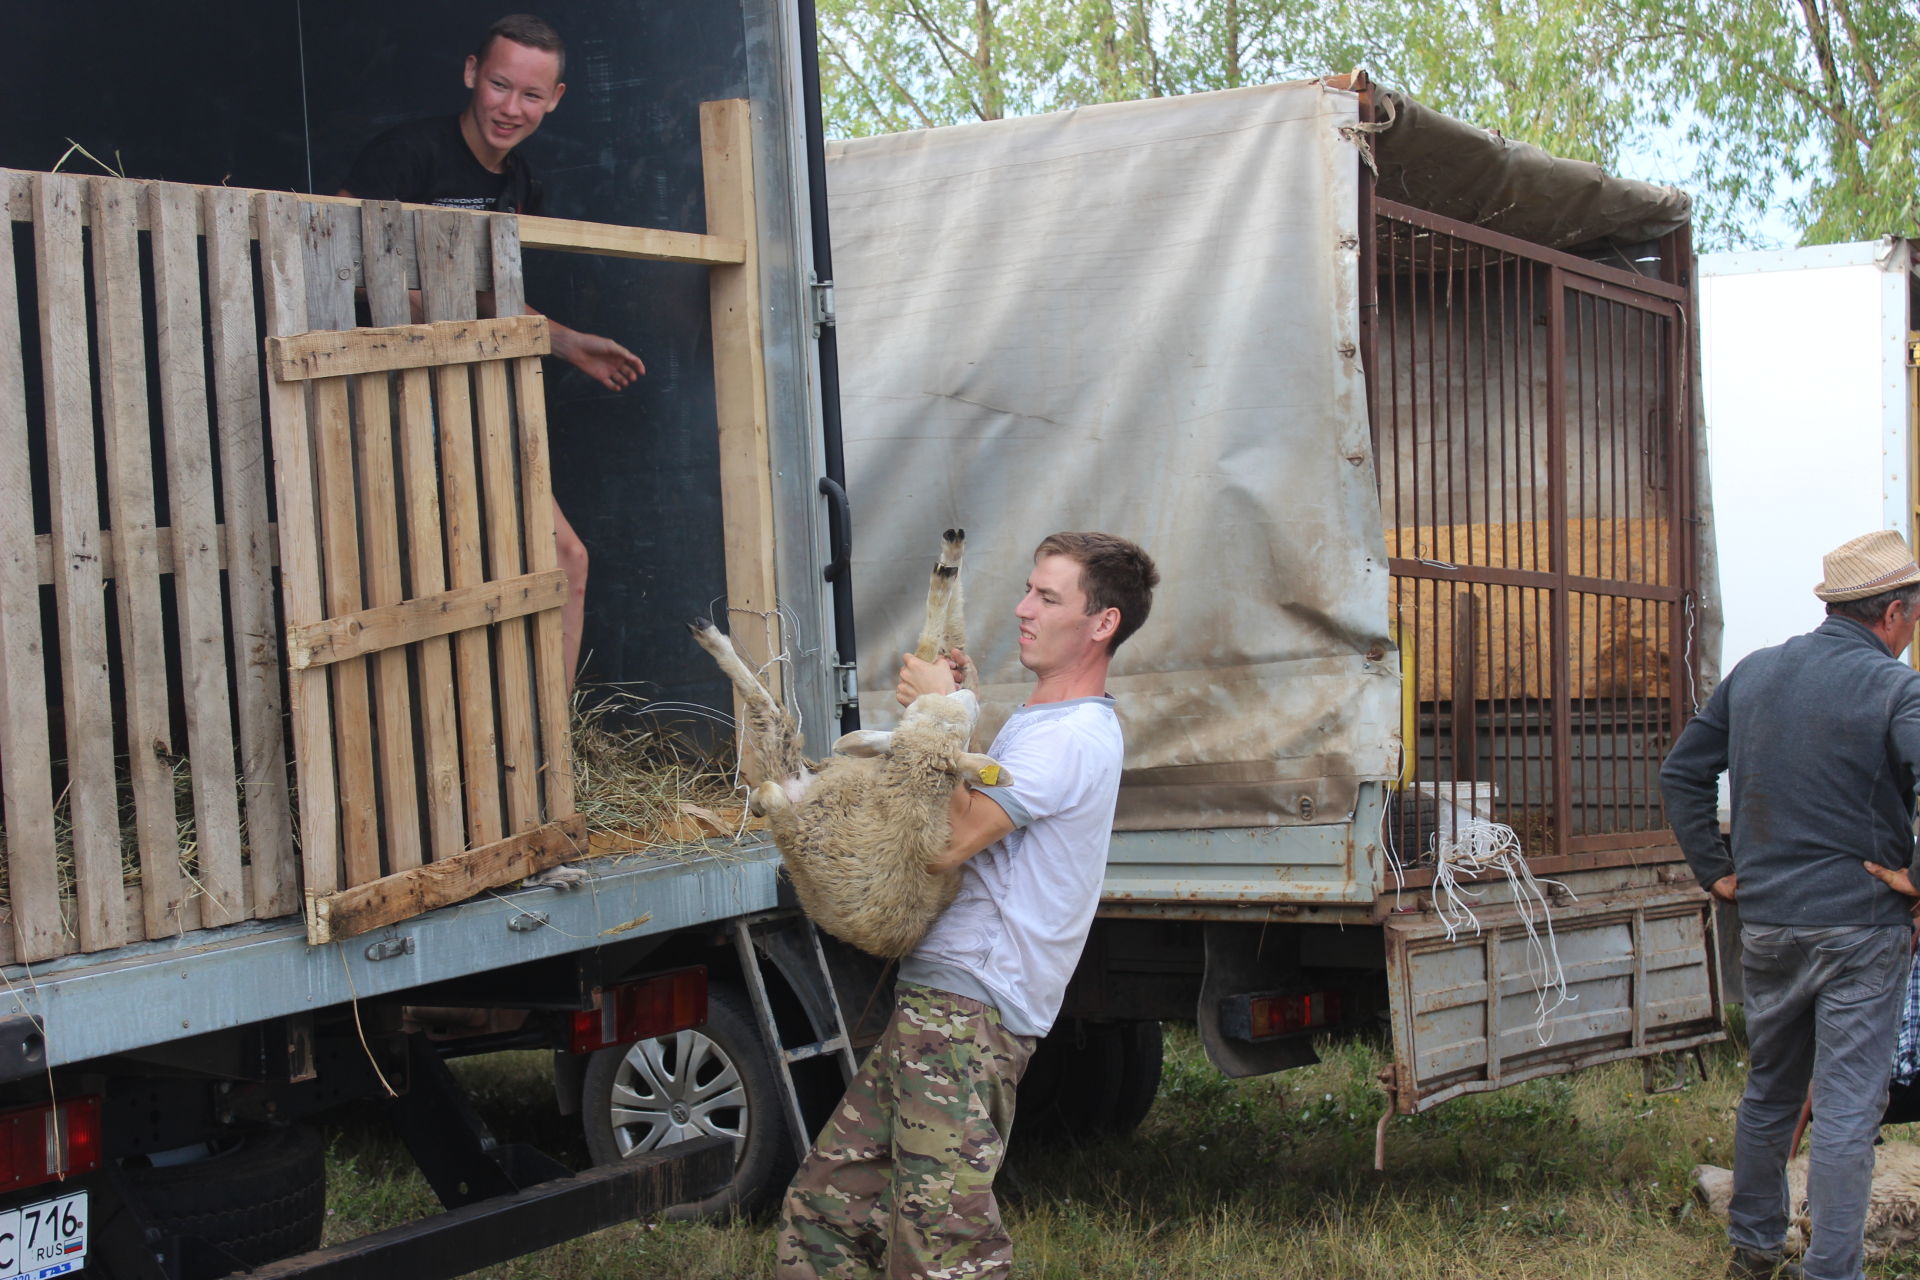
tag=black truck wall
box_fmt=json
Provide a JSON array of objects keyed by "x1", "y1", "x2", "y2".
[{"x1": 10, "y1": 0, "x2": 743, "y2": 721}]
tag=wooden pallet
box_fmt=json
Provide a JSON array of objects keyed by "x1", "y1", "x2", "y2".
[{"x1": 0, "y1": 97, "x2": 778, "y2": 960}]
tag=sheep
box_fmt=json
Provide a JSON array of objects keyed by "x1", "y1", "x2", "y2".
[
  {"x1": 1692, "y1": 1144, "x2": 1920, "y2": 1259},
  {"x1": 690, "y1": 529, "x2": 1008, "y2": 958}
]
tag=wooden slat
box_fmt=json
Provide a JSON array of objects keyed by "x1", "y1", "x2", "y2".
[
  {"x1": 0, "y1": 183, "x2": 67, "y2": 961},
  {"x1": 204, "y1": 185, "x2": 297, "y2": 920},
  {"x1": 31, "y1": 522, "x2": 277, "y2": 583},
  {"x1": 701, "y1": 101, "x2": 784, "y2": 771},
  {"x1": 267, "y1": 315, "x2": 550, "y2": 381},
  {"x1": 515, "y1": 211, "x2": 745, "y2": 265},
  {"x1": 493, "y1": 216, "x2": 575, "y2": 821},
  {"x1": 352, "y1": 370, "x2": 423, "y2": 874},
  {"x1": 364, "y1": 200, "x2": 465, "y2": 864},
  {"x1": 149, "y1": 182, "x2": 246, "y2": 927},
  {"x1": 418, "y1": 208, "x2": 504, "y2": 850},
  {"x1": 287, "y1": 569, "x2": 569, "y2": 670},
  {"x1": 6, "y1": 169, "x2": 744, "y2": 269},
  {"x1": 89, "y1": 176, "x2": 181, "y2": 940},
  {"x1": 255, "y1": 191, "x2": 341, "y2": 899},
  {"x1": 305, "y1": 815, "x2": 587, "y2": 945},
  {"x1": 34, "y1": 173, "x2": 123, "y2": 952},
  {"x1": 302, "y1": 202, "x2": 383, "y2": 889},
  {"x1": 474, "y1": 218, "x2": 539, "y2": 832}
]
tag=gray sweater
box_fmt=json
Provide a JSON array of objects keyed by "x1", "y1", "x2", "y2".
[{"x1": 1659, "y1": 614, "x2": 1920, "y2": 928}]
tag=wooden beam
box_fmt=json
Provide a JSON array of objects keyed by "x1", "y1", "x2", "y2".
[
  {"x1": 305, "y1": 814, "x2": 588, "y2": 945},
  {"x1": 286, "y1": 569, "x2": 569, "y2": 669},
  {"x1": 267, "y1": 315, "x2": 550, "y2": 382},
  {"x1": 6, "y1": 171, "x2": 746, "y2": 267},
  {"x1": 701, "y1": 99, "x2": 783, "y2": 751},
  {"x1": 515, "y1": 212, "x2": 745, "y2": 265}
]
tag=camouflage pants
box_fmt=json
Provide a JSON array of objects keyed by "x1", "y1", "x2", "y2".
[{"x1": 776, "y1": 983, "x2": 1036, "y2": 1279}]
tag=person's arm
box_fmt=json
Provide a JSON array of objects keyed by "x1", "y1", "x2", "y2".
[
  {"x1": 1658, "y1": 679, "x2": 1736, "y2": 899},
  {"x1": 930, "y1": 784, "x2": 1016, "y2": 874},
  {"x1": 1864, "y1": 682, "x2": 1920, "y2": 907}
]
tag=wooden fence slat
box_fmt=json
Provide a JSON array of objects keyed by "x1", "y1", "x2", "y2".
[
  {"x1": 0, "y1": 186, "x2": 67, "y2": 961},
  {"x1": 255, "y1": 191, "x2": 341, "y2": 900},
  {"x1": 89, "y1": 177, "x2": 181, "y2": 940},
  {"x1": 149, "y1": 182, "x2": 246, "y2": 927},
  {"x1": 34, "y1": 173, "x2": 123, "y2": 952},
  {"x1": 364, "y1": 201, "x2": 465, "y2": 863},
  {"x1": 491, "y1": 216, "x2": 574, "y2": 821},
  {"x1": 306, "y1": 814, "x2": 587, "y2": 945},
  {"x1": 267, "y1": 316, "x2": 549, "y2": 381},
  {"x1": 701, "y1": 101, "x2": 784, "y2": 779},
  {"x1": 204, "y1": 186, "x2": 297, "y2": 920},
  {"x1": 286, "y1": 569, "x2": 569, "y2": 669},
  {"x1": 418, "y1": 208, "x2": 503, "y2": 850},
  {"x1": 301, "y1": 202, "x2": 384, "y2": 890},
  {"x1": 473, "y1": 343, "x2": 540, "y2": 831},
  {"x1": 352, "y1": 370, "x2": 423, "y2": 874}
]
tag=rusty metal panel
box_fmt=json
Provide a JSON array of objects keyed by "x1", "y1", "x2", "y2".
[
  {"x1": 1370, "y1": 199, "x2": 1698, "y2": 870},
  {"x1": 1383, "y1": 885, "x2": 1720, "y2": 1112}
]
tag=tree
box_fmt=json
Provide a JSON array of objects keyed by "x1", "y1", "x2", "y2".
[{"x1": 816, "y1": 0, "x2": 1919, "y2": 246}]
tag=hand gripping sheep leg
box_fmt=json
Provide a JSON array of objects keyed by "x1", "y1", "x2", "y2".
[{"x1": 689, "y1": 530, "x2": 1009, "y2": 957}]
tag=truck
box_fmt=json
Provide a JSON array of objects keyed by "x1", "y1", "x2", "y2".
[
  {"x1": 0, "y1": 2, "x2": 871, "y2": 1276},
  {"x1": 1700, "y1": 237, "x2": 1917, "y2": 675},
  {"x1": 826, "y1": 73, "x2": 1727, "y2": 1131}
]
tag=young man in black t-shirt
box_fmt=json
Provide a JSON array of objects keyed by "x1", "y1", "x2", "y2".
[{"x1": 338, "y1": 14, "x2": 644, "y2": 688}]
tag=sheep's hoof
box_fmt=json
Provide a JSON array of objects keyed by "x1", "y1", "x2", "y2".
[
  {"x1": 688, "y1": 616, "x2": 714, "y2": 634},
  {"x1": 945, "y1": 527, "x2": 964, "y2": 541},
  {"x1": 749, "y1": 780, "x2": 789, "y2": 816}
]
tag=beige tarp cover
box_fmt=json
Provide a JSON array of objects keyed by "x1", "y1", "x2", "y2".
[
  {"x1": 825, "y1": 81, "x2": 1403, "y2": 831},
  {"x1": 1373, "y1": 90, "x2": 1693, "y2": 250}
]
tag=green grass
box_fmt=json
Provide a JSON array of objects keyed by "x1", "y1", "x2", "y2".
[{"x1": 314, "y1": 1030, "x2": 1920, "y2": 1279}]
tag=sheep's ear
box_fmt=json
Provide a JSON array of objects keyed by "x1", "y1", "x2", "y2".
[
  {"x1": 960, "y1": 753, "x2": 1011, "y2": 789},
  {"x1": 831, "y1": 730, "x2": 893, "y2": 758}
]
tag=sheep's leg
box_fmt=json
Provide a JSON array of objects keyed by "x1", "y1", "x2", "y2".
[
  {"x1": 830, "y1": 729, "x2": 894, "y2": 758},
  {"x1": 958, "y1": 752, "x2": 1012, "y2": 789},
  {"x1": 914, "y1": 528, "x2": 966, "y2": 662},
  {"x1": 689, "y1": 620, "x2": 806, "y2": 783},
  {"x1": 748, "y1": 779, "x2": 791, "y2": 818}
]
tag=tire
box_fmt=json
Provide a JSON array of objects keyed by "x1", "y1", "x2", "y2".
[
  {"x1": 1107, "y1": 1020, "x2": 1164, "y2": 1138},
  {"x1": 122, "y1": 1125, "x2": 326, "y2": 1280},
  {"x1": 1015, "y1": 1019, "x2": 1163, "y2": 1148},
  {"x1": 1015, "y1": 1019, "x2": 1124, "y2": 1147},
  {"x1": 581, "y1": 983, "x2": 795, "y2": 1220}
]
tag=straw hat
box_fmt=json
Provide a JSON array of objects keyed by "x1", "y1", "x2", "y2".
[{"x1": 1814, "y1": 530, "x2": 1920, "y2": 602}]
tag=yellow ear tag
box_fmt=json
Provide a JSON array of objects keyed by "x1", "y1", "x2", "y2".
[{"x1": 978, "y1": 765, "x2": 1001, "y2": 787}]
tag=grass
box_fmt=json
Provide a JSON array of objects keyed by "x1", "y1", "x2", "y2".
[{"x1": 309, "y1": 1024, "x2": 1920, "y2": 1279}]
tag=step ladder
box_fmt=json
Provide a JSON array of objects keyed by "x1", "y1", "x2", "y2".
[{"x1": 731, "y1": 911, "x2": 860, "y2": 1159}]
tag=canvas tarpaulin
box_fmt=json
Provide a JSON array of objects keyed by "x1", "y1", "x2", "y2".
[{"x1": 825, "y1": 81, "x2": 1402, "y2": 832}]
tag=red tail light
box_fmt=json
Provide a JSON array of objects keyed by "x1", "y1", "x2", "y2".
[
  {"x1": 0, "y1": 1096, "x2": 102, "y2": 1192},
  {"x1": 1220, "y1": 991, "x2": 1344, "y2": 1042},
  {"x1": 569, "y1": 968, "x2": 708, "y2": 1054}
]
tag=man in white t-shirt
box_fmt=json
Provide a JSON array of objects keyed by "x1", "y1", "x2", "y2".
[{"x1": 777, "y1": 531, "x2": 1159, "y2": 1279}]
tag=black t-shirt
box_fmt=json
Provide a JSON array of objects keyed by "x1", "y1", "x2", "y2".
[{"x1": 339, "y1": 115, "x2": 544, "y2": 215}]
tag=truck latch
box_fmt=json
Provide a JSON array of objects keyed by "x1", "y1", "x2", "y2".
[
  {"x1": 834, "y1": 661, "x2": 859, "y2": 713},
  {"x1": 810, "y1": 275, "x2": 836, "y2": 334}
]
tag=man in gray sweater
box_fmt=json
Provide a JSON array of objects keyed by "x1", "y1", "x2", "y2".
[{"x1": 1662, "y1": 529, "x2": 1920, "y2": 1280}]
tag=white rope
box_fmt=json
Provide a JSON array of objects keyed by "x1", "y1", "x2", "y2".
[{"x1": 1429, "y1": 818, "x2": 1578, "y2": 1044}]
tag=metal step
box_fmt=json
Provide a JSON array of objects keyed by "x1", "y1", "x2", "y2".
[{"x1": 730, "y1": 912, "x2": 860, "y2": 1160}]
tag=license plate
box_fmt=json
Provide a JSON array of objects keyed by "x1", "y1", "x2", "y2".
[{"x1": 0, "y1": 1190, "x2": 87, "y2": 1280}]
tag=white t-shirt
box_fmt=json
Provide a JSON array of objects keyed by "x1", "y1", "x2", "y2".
[{"x1": 898, "y1": 696, "x2": 1124, "y2": 1037}]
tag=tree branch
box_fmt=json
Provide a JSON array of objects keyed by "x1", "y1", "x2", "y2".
[
  {"x1": 831, "y1": 25, "x2": 936, "y2": 130},
  {"x1": 1826, "y1": 0, "x2": 1883, "y2": 101}
]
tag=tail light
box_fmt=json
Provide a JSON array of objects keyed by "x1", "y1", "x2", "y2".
[
  {"x1": 0, "y1": 1096, "x2": 102, "y2": 1192},
  {"x1": 1219, "y1": 991, "x2": 1344, "y2": 1042},
  {"x1": 568, "y1": 968, "x2": 708, "y2": 1055}
]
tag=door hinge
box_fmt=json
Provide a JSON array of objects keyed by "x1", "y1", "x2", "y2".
[
  {"x1": 833, "y1": 661, "x2": 859, "y2": 712},
  {"x1": 810, "y1": 275, "x2": 836, "y2": 334}
]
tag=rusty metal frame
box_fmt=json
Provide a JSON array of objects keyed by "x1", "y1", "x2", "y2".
[{"x1": 1365, "y1": 189, "x2": 1699, "y2": 874}]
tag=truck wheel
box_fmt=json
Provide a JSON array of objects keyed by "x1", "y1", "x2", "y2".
[
  {"x1": 1107, "y1": 1020, "x2": 1164, "y2": 1138},
  {"x1": 121, "y1": 1125, "x2": 326, "y2": 1279},
  {"x1": 1015, "y1": 1019, "x2": 1124, "y2": 1147},
  {"x1": 581, "y1": 983, "x2": 795, "y2": 1220}
]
